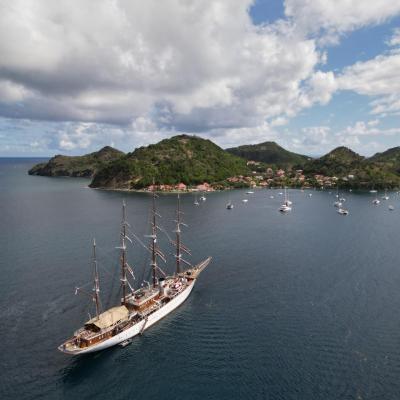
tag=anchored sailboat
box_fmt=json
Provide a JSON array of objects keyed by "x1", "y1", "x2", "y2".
[
  {"x1": 58, "y1": 195, "x2": 211, "y2": 355},
  {"x1": 279, "y1": 187, "x2": 292, "y2": 213},
  {"x1": 334, "y1": 185, "x2": 343, "y2": 208},
  {"x1": 372, "y1": 191, "x2": 380, "y2": 205},
  {"x1": 382, "y1": 189, "x2": 389, "y2": 200}
]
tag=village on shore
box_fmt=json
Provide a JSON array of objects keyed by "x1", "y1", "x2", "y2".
[{"x1": 144, "y1": 161, "x2": 347, "y2": 192}]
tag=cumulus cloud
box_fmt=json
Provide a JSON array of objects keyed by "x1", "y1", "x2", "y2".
[
  {"x1": 285, "y1": 0, "x2": 400, "y2": 44},
  {"x1": 387, "y1": 27, "x2": 400, "y2": 47},
  {"x1": 286, "y1": 119, "x2": 400, "y2": 156},
  {"x1": 0, "y1": 79, "x2": 33, "y2": 103},
  {"x1": 0, "y1": 0, "x2": 400, "y2": 155},
  {"x1": 338, "y1": 51, "x2": 400, "y2": 116},
  {"x1": 339, "y1": 120, "x2": 400, "y2": 137},
  {"x1": 0, "y1": 0, "x2": 333, "y2": 139}
]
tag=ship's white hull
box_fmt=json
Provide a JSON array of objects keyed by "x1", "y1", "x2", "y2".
[{"x1": 61, "y1": 280, "x2": 195, "y2": 355}]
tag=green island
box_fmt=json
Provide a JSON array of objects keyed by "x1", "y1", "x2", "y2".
[
  {"x1": 28, "y1": 135, "x2": 400, "y2": 191},
  {"x1": 28, "y1": 146, "x2": 124, "y2": 177}
]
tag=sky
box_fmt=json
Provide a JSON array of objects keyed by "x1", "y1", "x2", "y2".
[{"x1": 0, "y1": 0, "x2": 399, "y2": 157}]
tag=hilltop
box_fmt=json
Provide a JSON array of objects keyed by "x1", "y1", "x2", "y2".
[
  {"x1": 28, "y1": 146, "x2": 124, "y2": 177},
  {"x1": 303, "y1": 146, "x2": 364, "y2": 176},
  {"x1": 368, "y1": 147, "x2": 400, "y2": 172},
  {"x1": 300, "y1": 146, "x2": 400, "y2": 189},
  {"x1": 90, "y1": 135, "x2": 249, "y2": 189},
  {"x1": 226, "y1": 141, "x2": 309, "y2": 167}
]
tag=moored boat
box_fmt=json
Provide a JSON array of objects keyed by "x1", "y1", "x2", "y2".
[
  {"x1": 279, "y1": 188, "x2": 292, "y2": 213},
  {"x1": 382, "y1": 189, "x2": 389, "y2": 200},
  {"x1": 337, "y1": 208, "x2": 349, "y2": 215}
]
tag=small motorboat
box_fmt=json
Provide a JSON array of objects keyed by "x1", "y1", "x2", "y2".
[
  {"x1": 120, "y1": 339, "x2": 133, "y2": 347},
  {"x1": 372, "y1": 199, "x2": 380, "y2": 205},
  {"x1": 337, "y1": 208, "x2": 349, "y2": 215},
  {"x1": 242, "y1": 199, "x2": 248, "y2": 203},
  {"x1": 246, "y1": 191, "x2": 254, "y2": 194},
  {"x1": 334, "y1": 201, "x2": 343, "y2": 208},
  {"x1": 226, "y1": 202, "x2": 234, "y2": 210},
  {"x1": 389, "y1": 205, "x2": 394, "y2": 211}
]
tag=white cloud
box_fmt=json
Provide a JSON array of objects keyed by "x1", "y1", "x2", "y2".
[
  {"x1": 270, "y1": 117, "x2": 288, "y2": 127},
  {"x1": 339, "y1": 120, "x2": 400, "y2": 137},
  {"x1": 289, "y1": 125, "x2": 331, "y2": 153},
  {"x1": 287, "y1": 120, "x2": 400, "y2": 156},
  {"x1": 387, "y1": 27, "x2": 400, "y2": 47},
  {"x1": 0, "y1": 79, "x2": 32, "y2": 103},
  {"x1": 299, "y1": 71, "x2": 337, "y2": 108},
  {"x1": 58, "y1": 123, "x2": 97, "y2": 150},
  {"x1": 1, "y1": 0, "x2": 400, "y2": 156},
  {"x1": 285, "y1": 0, "x2": 400, "y2": 44},
  {"x1": 339, "y1": 53, "x2": 400, "y2": 96},
  {"x1": 0, "y1": 0, "x2": 332, "y2": 138},
  {"x1": 338, "y1": 51, "x2": 400, "y2": 116}
]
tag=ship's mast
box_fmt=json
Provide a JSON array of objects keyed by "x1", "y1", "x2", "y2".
[
  {"x1": 175, "y1": 195, "x2": 182, "y2": 274},
  {"x1": 92, "y1": 238, "x2": 100, "y2": 320},
  {"x1": 151, "y1": 190, "x2": 158, "y2": 287},
  {"x1": 120, "y1": 200, "x2": 128, "y2": 304},
  {"x1": 172, "y1": 194, "x2": 191, "y2": 273}
]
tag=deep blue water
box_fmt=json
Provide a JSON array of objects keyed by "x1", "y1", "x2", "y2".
[{"x1": 1, "y1": 158, "x2": 400, "y2": 400}]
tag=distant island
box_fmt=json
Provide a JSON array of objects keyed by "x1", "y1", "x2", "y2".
[
  {"x1": 28, "y1": 135, "x2": 400, "y2": 191},
  {"x1": 29, "y1": 146, "x2": 124, "y2": 177}
]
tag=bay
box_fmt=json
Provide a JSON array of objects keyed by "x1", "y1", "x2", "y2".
[{"x1": 1, "y1": 158, "x2": 400, "y2": 399}]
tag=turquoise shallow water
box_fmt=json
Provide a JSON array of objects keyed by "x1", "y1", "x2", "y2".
[{"x1": 1, "y1": 158, "x2": 400, "y2": 400}]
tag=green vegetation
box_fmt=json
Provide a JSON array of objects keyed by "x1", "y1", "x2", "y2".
[
  {"x1": 226, "y1": 141, "x2": 309, "y2": 168},
  {"x1": 28, "y1": 146, "x2": 124, "y2": 177},
  {"x1": 90, "y1": 135, "x2": 249, "y2": 189},
  {"x1": 28, "y1": 138, "x2": 400, "y2": 190},
  {"x1": 303, "y1": 146, "x2": 400, "y2": 189},
  {"x1": 303, "y1": 146, "x2": 364, "y2": 176},
  {"x1": 368, "y1": 147, "x2": 400, "y2": 173}
]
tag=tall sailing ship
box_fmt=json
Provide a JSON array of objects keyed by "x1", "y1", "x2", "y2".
[{"x1": 58, "y1": 193, "x2": 211, "y2": 355}]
